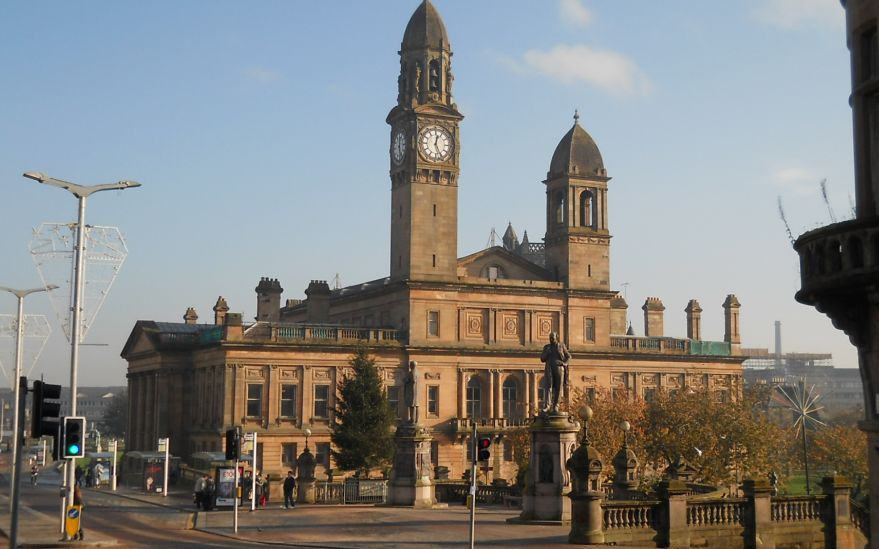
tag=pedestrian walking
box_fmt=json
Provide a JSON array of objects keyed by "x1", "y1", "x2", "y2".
[
  {"x1": 203, "y1": 476, "x2": 215, "y2": 511},
  {"x1": 94, "y1": 463, "x2": 104, "y2": 488},
  {"x1": 193, "y1": 475, "x2": 206, "y2": 509},
  {"x1": 75, "y1": 466, "x2": 83, "y2": 487},
  {"x1": 263, "y1": 474, "x2": 271, "y2": 508},
  {"x1": 72, "y1": 486, "x2": 85, "y2": 540},
  {"x1": 283, "y1": 470, "x2": 296, "y2": 509},
  {"x1": 256, "y1": 472, "x2": 267, "y2": 508},
  {"x1": 85, "y1": 468, "x2": 94, "y2": 488}
]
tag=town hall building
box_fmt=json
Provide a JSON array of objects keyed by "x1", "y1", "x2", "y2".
[{"x1": 122, "y1": 0, "x2": 745, "y2": 482}]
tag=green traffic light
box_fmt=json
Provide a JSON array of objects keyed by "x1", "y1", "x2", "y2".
[{"x1": 67, "y1": 444, "x2": 80, "y2": 455}]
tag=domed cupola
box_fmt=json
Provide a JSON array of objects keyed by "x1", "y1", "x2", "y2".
[
  {"x1": 402, "y1": 0, "x2": 450, "y2": 53},
  {"x1": 543, "y1": 111, "x2": 612, "y2": 292},
  {"x1": 548, "y1": 111, "x2": 605, "y2": 180}
]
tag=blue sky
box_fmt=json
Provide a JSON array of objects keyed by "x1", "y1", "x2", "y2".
[{"x1": 0, "y1": 0, "x2": 857, "y2": 387}]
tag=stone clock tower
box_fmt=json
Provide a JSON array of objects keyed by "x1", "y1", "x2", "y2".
[{"x1": 387, "y1": 0, "x2": 463, "y2": 282}]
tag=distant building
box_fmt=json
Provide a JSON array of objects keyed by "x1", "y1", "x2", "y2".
[
  {"x1": 58, "y1": 386, "x2": 126, "y2": 431},
  {"x1": 742, "y1": 348, "x2": 862, "y2": 417}
]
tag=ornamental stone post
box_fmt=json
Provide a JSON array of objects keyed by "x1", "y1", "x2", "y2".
[{"x1": 567, "y1": 406, "x2": 605, "y2": 544}]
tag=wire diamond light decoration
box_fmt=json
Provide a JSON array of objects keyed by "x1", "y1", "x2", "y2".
[
  {"x1": 29, "y1": 223, "x2": 128, "y2": 343},
  {"x1": 0, "y1": 314, "x2": 52, "y2": 387},
  {"x1": 776, "y1": 380, "x2": 826, "y2": 495}
]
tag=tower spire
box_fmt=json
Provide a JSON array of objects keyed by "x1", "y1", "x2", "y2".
[{"x1": 573, "y1": 109, "x2": 580, "y2": 125}]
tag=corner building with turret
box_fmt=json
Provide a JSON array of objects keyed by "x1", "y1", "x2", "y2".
[{"x1": 123, "y1": 1, "x2": 745, "y2": 484}]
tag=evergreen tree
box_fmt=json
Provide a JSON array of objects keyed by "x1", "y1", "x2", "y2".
[{"x1": 331, "y1": 347, "x2": 396, "y2": 476}]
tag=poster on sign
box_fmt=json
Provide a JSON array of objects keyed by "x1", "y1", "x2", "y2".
[{"x1": 215, "y1": 467, "x2": 238, "y2": 507}]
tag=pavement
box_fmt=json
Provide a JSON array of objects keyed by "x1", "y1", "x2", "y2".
[{"x1": 0, "y1": 465, "x2": 639, "y2": 548}]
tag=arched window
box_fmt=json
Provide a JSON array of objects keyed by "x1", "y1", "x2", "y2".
[
  {"x1": 537, "y1": 376, "x2": 546, "y2": 412},
  {"x1": 828, "y1": 240, "x2": 843, "y2": 272},
  {"x1": 579, "y1": 190, "x2": 594, "y2": 228},
  {"x1": 466, "y1": 377, "x2": 481, "y2": 419},
  {"x1": 848, "y1": 236, "x2": 864, "y2": 269},
  {"x1": 502, "y1": 378, "x2": 518, "y2": 419},
  {"x1": 429, "y1": 59, "x2": 441, "y2": 92},
  {"x1": 555, "y1": 192, "x2": 566, "y2": 225}
]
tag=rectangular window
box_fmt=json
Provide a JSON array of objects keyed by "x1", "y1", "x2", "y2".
[
  {"x1": 387, "y1": 386, "x2": 401, "y2": 418},
  {"x1": 315, "y1": 442, "x2": 331, "y2": 469},
  {"x1": 503, "y1": 440, "x2": 513, "y2": 462},
  {"x1": 430, "y1": 440, "x2": 439, "y2": 466},
  {"x1": 585, "y1": 387, "x2": 596, "y2": 402},
  {"x1": 584, "y1": 317, "x2": 595, "y2": 343},
  {"x1": 643, "y1": 387, "x2": 656, "y2": 403},
  {"x1": 282, "y1": 443, "x2": 298, "y2": 466},
  {"x1": 246, "y1": 383, "x2": 263, "y2": 418},
  {"x1": 313, "y1": 384, "x2": 330, "y2": 418},
  {"x1": 427, "y1": 311, "x2": 439, "y2": 337},
  {"x1": 427, "y1": 386, "x2": 439, "y2": 416},
  {"x1": 280, "y1": 384, "x2": 297, "y2": 418}
]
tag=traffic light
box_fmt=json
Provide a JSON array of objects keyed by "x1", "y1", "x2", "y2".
[
  {"x1": 477, "y1": 437, "x2": 492, "y2": 461},
  {"x1": 30, "y1": 380, "x2": 62, "y2": 438},
  {"x1": 225, "y1": 428, "x2": 240, "y2": 460},
  {"x1": 63, "y1": 417, "x2": 86, "y2": 459}
]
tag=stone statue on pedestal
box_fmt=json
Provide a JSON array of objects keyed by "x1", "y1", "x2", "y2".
[
  {"x1": 404, "y1": 360, "x2": 418, "y2": 423},
  {"x1": 540, "y1": 332, "x2": 571, "y2": 414}
]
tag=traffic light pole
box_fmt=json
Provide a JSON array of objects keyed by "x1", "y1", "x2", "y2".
[
  {"x1": 233, "y1": 458, "x2": 239, "y2": 533},
  {"x1": 469, "y1": 423, "x2": 477, "y2": 549},
  {"x1": 10, "y1": 376, "x2": 28, "y2": 549}
]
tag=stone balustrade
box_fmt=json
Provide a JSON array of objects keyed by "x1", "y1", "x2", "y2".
[
  {"x1": 794, "y1": 218, "x2": 879, "y2": 295},
  {"x1": 588, "y1": 477, "x2": 868, "y2": 548},
  {"x1": 240, "y1": 322, "x2": 405, "y2": 344}
]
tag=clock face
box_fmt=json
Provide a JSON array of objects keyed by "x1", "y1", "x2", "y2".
[
  {"x1": 392, "y1": 129, "x2": 406, "y2": 164},
  {"x1": 418, "y1": 125, "x2": 453, "y2": 162}
]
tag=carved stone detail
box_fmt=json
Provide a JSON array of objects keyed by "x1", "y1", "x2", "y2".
[{"x1": 313, "y1": 369, "x2": 332, "y2": 381}]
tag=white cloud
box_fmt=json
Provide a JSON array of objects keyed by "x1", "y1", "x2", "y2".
[
  {"x1": 243, "y1": 67, "x2": 281, "y2": 85},
  {"x1": 559, "y1": 0, "x2": 592, "y2": 28},
  {"x1": 753, "y1": 0, "x2": 844, "y2": 31},
  {"x1": 771, "y1": 167, "x2": 819, "y2": 195},
  {"x1": 510, "y1": 45, "x2": 651, "y2": 97}
]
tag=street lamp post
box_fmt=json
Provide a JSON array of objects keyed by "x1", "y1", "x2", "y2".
[
  {"x1": 0, "y1": 284, "x2": 57, "y2": 511},
  {"x1": 22, "y1": 172, "x2": 140, "y2": 532}
]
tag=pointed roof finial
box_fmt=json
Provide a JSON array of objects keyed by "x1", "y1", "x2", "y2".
[{"x1": 573, "y1": 109, "x2": 580, "y2": 124}]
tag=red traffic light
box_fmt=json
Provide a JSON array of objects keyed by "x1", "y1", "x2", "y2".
[{"x1": 477, "y1": 437, "x2": 492, "y2": 461}]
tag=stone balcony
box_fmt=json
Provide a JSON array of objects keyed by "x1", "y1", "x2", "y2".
[
  {"x1": 450, "y1": 416, "x2": 531, "y2": 436},
  {"x1": 793, "y1": 217, "x2": 879, "y2": 344},
  {"x1": 610, "y1": 336, "x2": 731, "y2": 356}
]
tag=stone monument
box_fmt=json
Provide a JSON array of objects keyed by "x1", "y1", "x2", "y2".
[
  {"x1": 387, "y1": 361, "x2": 438, "y2": 507},
  {"x1": 296, "y1": 428, "x2": 316, "y2": 504},
  {"x1": 567, "y1": 405, "x2": 605, "y2": 544}
]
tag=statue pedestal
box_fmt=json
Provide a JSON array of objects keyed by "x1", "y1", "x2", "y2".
[
  {"x1": 386, "y1": 421, "x2": 437, "y2": 508},
  {"x1": 297, "y1": 478, "x2": 316, "y2": 504},
  {"x1": 515, "y1": 412, "x2": 580, "y2": 524}
]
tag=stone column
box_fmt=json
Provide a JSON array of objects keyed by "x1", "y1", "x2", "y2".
[
  {"x1": 742, "y1": 479, "x2": 773, "y2": 549},
  {"x1": 530, "y1": 370, "x2": 540, "y2": 414},
  {"x1": 488, "y1": 371, "x2": 495, "y2": 420},
  {"x1": 658, "y1": 479, "x2": 690, "y2": 549},
  {"x1": 821, "y1": 475, "x2": 857, "y2": 548},
  {"x1": 457, "y1": 369, "x2": 466, "y2": 419},
  {"x1": 517, "y1": 413, "x2": 580, "y2": 523}
]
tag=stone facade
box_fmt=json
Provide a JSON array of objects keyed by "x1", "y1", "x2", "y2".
[{"x1": 122, "y1": 0, "x2": 745, "y2": 485}]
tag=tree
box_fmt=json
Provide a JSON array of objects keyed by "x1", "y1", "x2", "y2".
[
  {"x1": 330, "y1": 347, "x2": 396, "y2": 476},
  {"x1": 100, "y1": 390, "x2": 129, "y2": 440}
]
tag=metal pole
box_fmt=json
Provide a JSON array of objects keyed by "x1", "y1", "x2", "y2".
[
  {"x1": 163, "y1": 438, "x2": 169, "y2": 497},
  {"x1": 233, "y1": 458, "x2": 239, "y2": 533},
  {"x1": 41, "y1": 438, "x2": 46, "y2": 467},
  {"x1": 10, "y1": 376, "x2": 28, "y2": 549},
  {"x1": 801, "y1": 422, "x2": 810, "y2": 495},
  {"x1": 251, "y1": 432, "x2": 257, "y2": 512},
  {"x1": 10, "y1": 295, "x2": 24, "y2": 511},
  {"x1": 60, "y1": 460, "x2": 67, "y2": 534},
  {"x1": 65, "y1": 195, "x2": 87, "y2": 522},
  {"x1": 469, "y1": 423, "x2": 477, "y2": 549},
  {"x1": 111, "y1": 440, "x2": 118, "y2": 491}
]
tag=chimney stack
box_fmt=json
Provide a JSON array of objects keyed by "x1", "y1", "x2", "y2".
[
  {"x1": 723, "y1": 294, "x2": 741, "y2": 354},
  {"x1": 213, "y1": 296, "x2": 229, "y2": 326},
  {"x1": 610, "y1": 293, "x2": 628, "y2": 335},
  {"x1": 305, "y1": 280, "x2": 332, "y2": 323},
  {"x1": 255, "y1": 277, "x2": 283, "y2": 322},
  {"x1": 183, "y1": 307, "x2": 198, "y2": 325},
  {"x1": 642, "y1": 297, "x2": 665, "y2": 337},
  {"x1": 685, "y1": 299, "x2": 702, "y2": 340}
]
